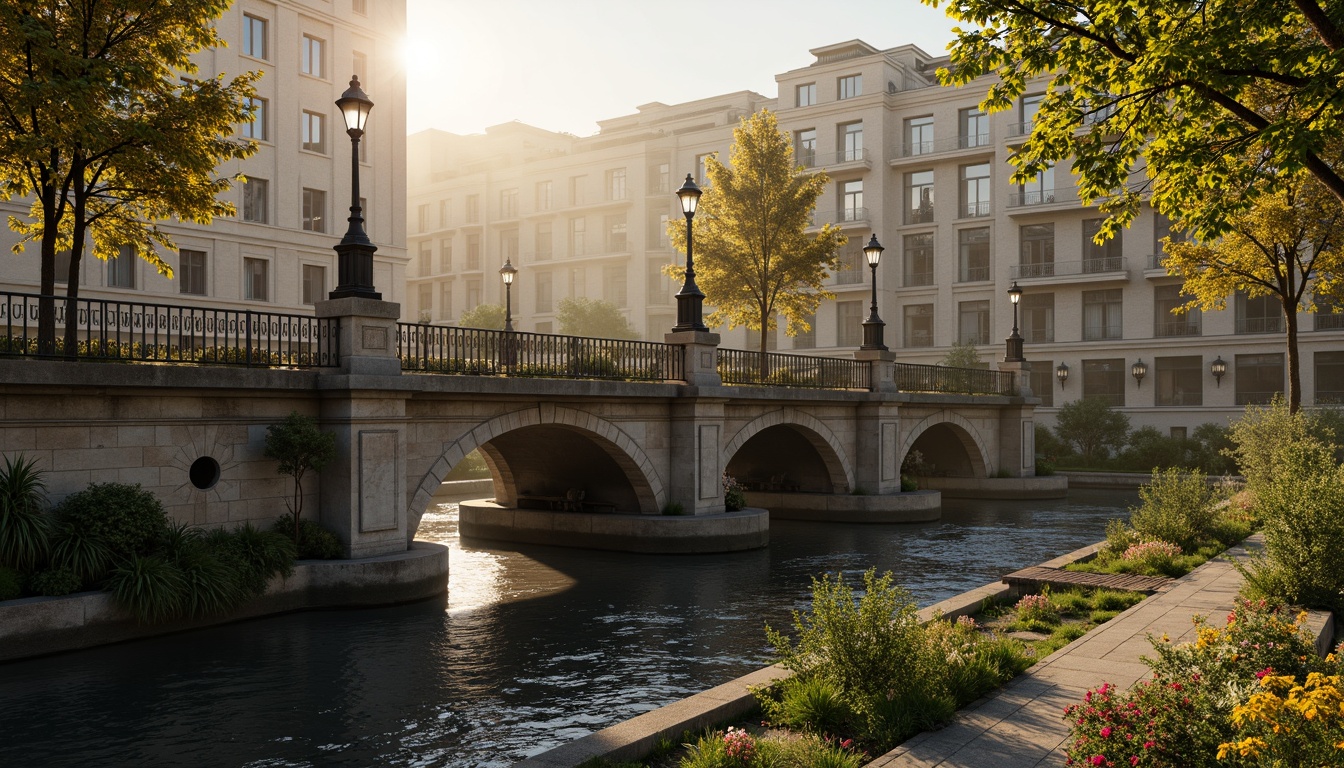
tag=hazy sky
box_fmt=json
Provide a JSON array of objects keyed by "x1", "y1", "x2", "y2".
[{"x1": 404, "y1": 0, "x2": 959, "y2": 137}]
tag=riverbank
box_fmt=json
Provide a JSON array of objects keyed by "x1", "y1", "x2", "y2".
[{"x1": 0, "y1": 542, "x2": 449, "y2": 662}]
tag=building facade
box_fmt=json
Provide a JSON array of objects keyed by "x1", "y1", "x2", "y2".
[
  {"x1": 0, "y1": 0, "x2": 408, "y2": 314},
  {"x1": 407, "y1": 39, "x2": 1344, "y2": 433}
]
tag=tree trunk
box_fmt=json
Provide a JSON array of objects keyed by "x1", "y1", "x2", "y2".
[
  {"x1": 1284, "y1": 300, "x2": 1302, "y2": 413},
  {"x1": 293, "y1": 472, "x2": 304, "y2": 543},
  {"x1": 63, "y1": 171, "x2": 89, "y2": 360},
  {"x1": 757, "y1": 308, "x2": 769, "y2": 382},
  {"x1": 37, "y1": 181, "x2": 58, "y2": 356}
]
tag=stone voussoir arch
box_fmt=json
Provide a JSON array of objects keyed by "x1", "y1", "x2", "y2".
[
  {"x1": 408, "y1": 404, "x2": 666, "y2": 524},
  {"x1": 898, "y1": 410, "x2": 992, "y2": 477},
  {"x1": 723, "y1": 407, "x2": 853, "y2": 492}
]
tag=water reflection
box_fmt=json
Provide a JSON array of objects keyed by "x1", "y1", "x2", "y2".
[{"x1": 0, "y1": 490, "x2": 1134, "y2": 767}]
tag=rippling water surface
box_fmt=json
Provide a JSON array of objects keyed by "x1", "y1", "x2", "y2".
[{"x1": 0, "y1": 490, "x2": 1134, "y2": 767}]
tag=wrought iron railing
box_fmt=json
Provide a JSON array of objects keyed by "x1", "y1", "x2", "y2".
[
  {"x1": 398, "y1": 324, "x2": 683, "y2": 382},
  {"x1": 717, "y1": 348, "x2": 870, "y2": 390},
  {"x1": 0, "y1": 291, "x2": 338, "y2": 367},
  {"x1": 1011, "y1": 257, "x2": 1127, "y2": 280},
  {"x1": 894, "y1": 362, "x2": 1018, "y2": 396}
]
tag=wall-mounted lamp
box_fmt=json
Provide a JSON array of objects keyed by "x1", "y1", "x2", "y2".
[
  {"x1": 1210, "y1": 356, "x2": 1227, "y2": 387},
  {"x1": 1056, "y1": 362, "x2": 1069, "y2": 389},
  {"x1": 1131, "y1": 358, "x2": 1148, "y2": 388}
]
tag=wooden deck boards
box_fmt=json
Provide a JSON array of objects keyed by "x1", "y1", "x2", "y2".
[{"x1": 1003, "y1": 565, "x2": 1174, "y2": 594}]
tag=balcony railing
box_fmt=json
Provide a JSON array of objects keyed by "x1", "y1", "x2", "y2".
[
  {"x1": 1011, "y1": 257, "x2": 1126, "y2": 280},
  {"x1": 717, "y1": 348, "x2": 869, "y2": 390},
  {"x1": 905, "y1": 206, "x2": 935, "y2": 225},
  {"x1": 959, "y1": 266, "x2": 990, "y2": 283},
  {"x1": 833, "y1": 266, "x2": 864, "y2": 285},
  {"x1": 1007, "y1": 188, "x2": 1076, "y2": 207},
  {"x1": 838, "y1": 206, "x2": 869, "y2": 223},
  {"x1": 895, "y1": 362, "x2": 1017, "y2": 396},
  {"x1": 960, "y1": 200, "x2": 991, "y2": 218},
  {"x1": 898, "y1": 133, "x2": 993, "y2": 158},
  {"x1": 904, "y1": 271, "x2": 934, "y2": 287},
  {"x1": 1316, "y1": 313, "x2": 1344, "y2": 330},
  {"x1": 1236, "y1": 390, "x2": 1283, "y2": 407},
  {"x1": 1237, "y1": 318, "x2": 1283, "y2": 334},
  {"x1": 0, "y1": 291, "x2": 339, "y2": 367},
  {"x1": 832, "y1": 148, "x2": 869, "y2": 165},
  {"x1": 398, "y1": 325, "x2": 682, "y2": 381},
  {"x1": 1155, "y1": 320, "x2": 1201, "y2": 337}
]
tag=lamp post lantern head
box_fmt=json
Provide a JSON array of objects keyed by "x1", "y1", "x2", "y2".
[
  {"x1": 499, "y1": 259, "x2": 517, "y2": 285},
  {"x1": 1132, "y1": 358, "x2": 1148, "y2": 387},
  {"x1": 1210, "y1": 355, "x2": 1227, "y2": 387},
  {"x1": 863, "y1": 234, "x2": 884, "y2": 267},
  {"x1": 336, "y1": 76, "x2": 374, "y2": 136},
  {"x1": 1008, "y1": 281, "x2": 1023, "y2": 305},
  {"x1": 1056, "y1": 362, "x2": 1069, "y2": 388},
  {"x1": 676, "y1": 174, "x2": 701, "y2": 217}
]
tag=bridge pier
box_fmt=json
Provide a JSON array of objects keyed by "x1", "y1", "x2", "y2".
[{"x1": 668, "y1": 397, "x2": 728, "y2": 516}]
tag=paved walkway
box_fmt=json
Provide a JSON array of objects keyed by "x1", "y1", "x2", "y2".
[{"x1": 867, "y1": 542, "x2": 1253, "y2": 768}]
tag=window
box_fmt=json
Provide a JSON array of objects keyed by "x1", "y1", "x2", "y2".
[
  {"x1": 503, "y1": 229, "x2": 519, "y2": 263},
  {"x1": 535, "y1": 222, "x2": 553, "y2": 260},
  {"x1": 647, "y1": 258, "x2": 671, "y2": 305},
  {"x1": 302, "y1": 264, "x2": 325, "y2": 305},
  {"x1": 695, "y1": 154, "x2": 711, "y2": 185},
  {"x1": 1316, "y1": 351, "x2": 1344, "y2": 404},
  {"x1": 1082, "y1": 289, "x2": 1123, "y2": 340},
  {"x1": 466, "y1": 234, "x2": 480, "y2": 270},
  {"x1": 959, "y1": 108, "x2": 988, "y2": 148},
  {"x1": 1236, "y1": 353, "x2": 1284, "y2": 406},
  {"x1": 604, "y1": 265, "x2": 627, "y2": 307},
  {"x1": 353, "y1": 0, "x2": 367, "y2": 14},
  {"x1": 569, "y1": 175, "x2": 586, "y2": 205},
  {"x1": 604, "y1": 214, "x2": 627, "y2": 252},
  {"x1": 108, "y1": 245, "x2": 135, "y2": 289},
  {"x1": 957, "y1": 227, "x2": 990, "y2": 282},
  {"x1": 904, "y1": 304, "x2": 934, "y2": 347},
  {"x1": 415, "y1": 240, "x2": 431, "y2": 275},
  {"x1": 535, "y1": 271, "x2": 553, "y2": 313},
  {"x1": 838, "y1": 74, "x2": 862, "y2": 100},
  {"x1": 834, "y1": 248, "x2": 864, "y2": 285},
  {"x1": 1029, "y1": 360, "x2": 1055, "y2": 407},
  {"x1": 606, "y1": 168, "x2": 627, "y2": 200},
  {"x1": 418, "y1": 285, "x2": 432, "y2": 318},
  {"x1": 569, "y1": 217, "x2": 586, "y2": 256},
  {"x1": 796, "y1": 83, "x2": 816, "y2": 107},
  {"x1": 243, "y1": 257, "x2": 269, "y2": 301},
  {"x1": 1156, "y1": 356, "x2": 1203, "y2": 407},
  {"x1": 1154, "y1": 284, "x2": 1201, "y2": 337},
  {"x1": 466, "y1": 279, "x2": 482, "y2": 310},
  {"x1": 793, "y1": 313, "x2": 816, "y2": 349},
  {"x1": 905, "y1": 170, "x2": 934, "y2": 224},
  {"x1": 839, "y1": 122, "x2": 863, "y2": 162},
  {"x1": 1315, "y1": 292, "x2": 1344, "y2": 330},
  {"x1": 301, "y1": 188, "x2": 325, "y2": 232},
  {"x1": 301, "y1": 110, "x2": 325, "y2": 154},
  {"x1": 795, "y1": 129, "x2": 816, "y2": 167},
  {"x1": 54, "y1": 250, "x2": 75, "y2": 285},
  {"x1": 1019, "y1": 224, "x2": 1054, "y2": 276},
  {"x1": 439, "y1": 283, "x2": 453, "y2": 320},
  {"x1": 439, "y1": 239, "x2": 453, "y2": 272},
  {"x1": 569, "y1": 267, "x2": 586, "y2": 298},
  {"x1": 902, "y1": 233, "x2": 934, "y2": 287},
  {"x1": 1016, "y1": 165, "x2": 1054, "y2": 205},
  {"x1": 243, "y1": 178, "x2": 268, "y2": 224},
  {"x1": 1171, "y1": 426, "x2": 1187, "y2": 440},
  {"x1": 905, "y1": 116, "x2": 934, "y2": 156},
  {"x1": 1017, "y1": 94, "x2": 1044, "y2": 135},
  {"x1": 497, "y1": 188, "x2": 517, "y2": 219},
  {"x1": 1082, "y1": 358, "x2": 1125, "y2": 406},
  {"x1": 243, "y1": 15, "x2": 268, "y2": 59},
  {"x1": 958, "y1": 300, "x2": 989, "y2": 345},
  {"x1": 242, "y1": 97, "x2": 267, "y2": 141},
  {"x1": 1082, "y1": 218, "x2": 1123, "y2": 271},
  {"x1": 840, "y1": 180, "x2": 863, "y2": 221},
  {"x1": 1152, "y1": 213, "x2": 1189, "y2": 267},
  {"x1": 1236, "y1": 292, "x2": 1282, "y2": 334},
  {"x1": 1021, "y1": 293, "x2": 1054, "y2": 343},
  {"x1": 536, "y1": 180, "x2": 552, "y2": 211},
  {"x1": 439, "y1": 199, "x2": 450, "y2": 227},
  {"x1": 649, "y1": 162, "x2": 670, "y2": 194},
  {"x1": 465, "y1": 194, "x2": 479, "y2": 223},
  {"x1": 179, "y1": 249, "x2": 207, "y2": 295},
  {"x1": 837, "y1": 300, "x2": 863, "y2": 346},
  {"x1": 416, "y1": 204, "x2": 429, "y2": 233},
  {"x1": 960, "y1": 163, "x2": 991, "y2": 217},
  {"x1": 301, "y1": 35, "x2": 325, "y2": 78},
  {"x1": 647, "y1": 212, "x2": 670, "y2": 250}
]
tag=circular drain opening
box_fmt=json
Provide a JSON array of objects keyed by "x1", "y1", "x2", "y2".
[{"x1": 189, "y1": 456, "x2": 221, "y2": 490}]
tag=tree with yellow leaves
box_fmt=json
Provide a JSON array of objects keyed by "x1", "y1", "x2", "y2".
[
  {"x1": 666, "y1": 110, "x2": 846, "y2": 373},
  {"x1": 1164, "y1": 174, "x2": 1344, "y2": 412}
]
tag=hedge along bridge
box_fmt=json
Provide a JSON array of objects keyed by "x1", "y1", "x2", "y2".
[{"x1": 0, "y1": 291, "x2": 1046, "y2": 558}]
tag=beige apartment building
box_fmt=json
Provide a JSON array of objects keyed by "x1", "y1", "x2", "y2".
[
  {"x1": 0, "y1": 0, "x2": 408, "y2": 314},
  {"x1": 407, "y1": 39, "x2": 1343, "y2": 432}
]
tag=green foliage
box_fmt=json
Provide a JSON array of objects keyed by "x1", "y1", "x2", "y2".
[
  {"x1": 456, "y1": 303, "x2": 506, "y2": 330},
  {"x1": 1129, "y1": 468, "x2": 1217, "y2": 552},
  {"x1": 940, "y1": 341, "x2": 982, "y2": 369},
  {"x1": 1052, "y1": 398, "x2": 1130, "y2": 466},
  {"x1": 1226, "y1": 396, "x2": 1313, "y2": 492},
  {"x1": 171, "y1": 539, "x2": 244, "y2": 618},
  {"x1": 763, "y1": 676, "x2": 854, "y2": 736},
  {"x1": 264, "y1": 412, "x2": 337, "y2": 542},
  {"x1": 722, "y1": 474, "x2": 746, "y2": 512},
  {"x1": 1034, "y1": 422, "x2": 1067, "y2": 461},
  {"x1": 47, "y1": 519, "x2": 115, "y2": 586},
  {"x1": 0, "y1": 454, "x2": 50, "y2": 571},
  {"x1": 272, "y1": 513, "x2": 344, "y2": 560},
  {"x1": 28, "y1": 566, "x2": 82, "y2": 597},
  {"x1": 106, "y1": 554, "x2": 186, "y2": 623},
  {"x1": 0, "y1": 565, "x2": 20, "y2": 601},
  {"x1": 444, "y1": 449, "x2": 490, "y2": 481},
  {"x1": 556, "y1": 297, "x2": 640, "y2": 340},
  {"x1": 665, "y1": 110, "x2": 846, "y2": 349},
  {"x1": 899, "y1": 476, "x2": 918, "y2": 492},
  {"x1": 205, "y1": 523, "x2": 296, "y2": 598},
  {"x1": 57, "y1": 482, "x2": 168, "y2": 557}
]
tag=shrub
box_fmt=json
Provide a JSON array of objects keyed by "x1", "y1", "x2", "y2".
[
  {"x1": 1129, "y1": 468, "x2": 1217, "y2": 552},
  {"x1": 57, "y1": 482, "x2": 168, "y2": 557},
  {"x1": 764, "y1": 676, "x2": 853, "y2": 735},
  {"x1": 1035, "y1": 422, "x2": 1069, "y2": 462},
  {"x1": 205, "y1": 523, "x2": 295, "y2": 597},
  {"x1": 1226, "y1": 396, "x2": 1312, "y2": 492},
  {"x1": 265, "y1": 412, "x2": 337, "y2": 544},
  {"x1": 721, "y1": 727, "x2": 755, "y2": 763},
  {"x1": 1015, "y1": 593, "x2": 1059, "y2": 624},
  {"x1": 0, "y1": 454, "x2": 51, "y2": 572},
  {"x1": 172, "y1": 540, "x2": 246, "y2": 618},
  {"x1": 0, "y1": 566, "x2": 20, "y2": 600},
  {"x1": 272, "y1": 513, "x2": 344, "y2": 560},
  {"x1": 1121, "y1": 540, "x2": 1184, "y2": 573},
  {"x1": 1219, "y1": 660, "x2": 1344, "y2": 766},
  {"x1": 1065, "y1": 677, "x2": 1226, "y2": 768},
  {"x1": 106, "y1": 554, "x2": 185, "y2": 622},
  {"x1": 47, "y1": 520, "x2": 114, "y2": 586},
  {"x1": 28, "y1": 566, "x2": 82, "y2": 597},
  {"x1": 900, "y1": 475, "x2": 919, "y2": 492},
  {"x1": 1118, "y1": 425, "x2": 1196, "y2": 472},
  {"x1": 722, "y1": 474, "x2": 746, "y2": 512},
  {"x1": 1054, "y1": 397, "x2": 1130, "y2": 466},
  {"x1": 1192, "y1": 422, "x2": 1237, "y2": 475}
]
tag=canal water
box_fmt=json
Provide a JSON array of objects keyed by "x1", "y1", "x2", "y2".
[{"x1": 0, "y1": 490, "x2": 1134, "y2": 767}]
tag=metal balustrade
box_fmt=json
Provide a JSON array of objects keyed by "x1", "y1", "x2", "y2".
[
  {"x1": 717, "y1": 348, "x2": 869, "y2": 390},
  {"x1": 1011, "y1": 257, "x2": 1127, "y2": 280},
  {"x1": 0, "y1": 291, "x2": 338, "y2": 367},
  {"x1": 398, "y1": 324, "x2": 683, "y2": 382},
  {"x1": 894, "y1": 362, "x2": 1018, "y2": 396}
]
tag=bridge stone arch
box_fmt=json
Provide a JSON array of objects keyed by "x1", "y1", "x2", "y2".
[
  {"x1": 723, "y1": 407, "x2": 853, "y2": 493},
  {"x1": 408, "y1": 404, "x2": 665, "y2": 538},
  {"x1": 899, "y1": 410, "x2": 992, "y2": 478}
]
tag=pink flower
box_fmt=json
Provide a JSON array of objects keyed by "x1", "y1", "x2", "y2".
[
  {"x1": 1091, "y1": 756, "x2": 1106, "y2": 766},
  {"x1": 1255, "y1": 667, "x2": 1274, "y2": 680},
  {"x1": 1143, "y1": 740, "x2": 1155, "y2": 749},
  {"x1": 841, "y1": 739, "x2": 853, "y2": 749},
  {"x1": 1101, "y1": 726, "x2": 1113, "y2": 738},
  {"x1": 1130, "y1": 757, "x2": 1140, "y2": 766}
]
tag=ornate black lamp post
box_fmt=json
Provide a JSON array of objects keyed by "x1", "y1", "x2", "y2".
[
  {"x1": 672, "y1": 174, "x2": 707, "y2": 332},
  {"x1": 329, "y1": 76, "x2": 378, "y2": 300},
  {"x1": 860, "y1": 234, "x2": 886, "y2": 350},
  {"x1": 1005, "y1": 281, "x2": 1024, "y2": 362},
  {"x1": 499, "y1": 259, "x2": 517, "y2": 332}
]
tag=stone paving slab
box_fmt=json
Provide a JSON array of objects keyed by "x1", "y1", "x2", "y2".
[{"x1": 866, "y1": 540, "x2": 1265, "y2": 768}]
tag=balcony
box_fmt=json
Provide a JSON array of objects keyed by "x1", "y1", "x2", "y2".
[
  {"x1": 903, "y1": 271, "x2": 934, "y2": 288},
  {"x1": 889, "y1": 133, "x2": 996, "y2": 166},
  {"x1": 904, "y1": 206, "x2": 935, "y2": 225},
  {"x1": 959, "y1": 200, "x2": 991, "y2": 219},
  {"x1": 1011, "y1": 256, "x2": 1128, "y2": 282},
  {"x1": 836, "y1": 206, "x2": 869, "y2": 226},
  {"x1": 958, "y1": 266, "x2": 990, "y2": 283},
  {"x1": 1237, "y1": 317, "x2": 1283, "y2": 334},
  {"x1": 1155, "y1": 320, "x2": 1201, "y2": 338}
]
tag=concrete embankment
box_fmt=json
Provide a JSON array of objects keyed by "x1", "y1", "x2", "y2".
[
  {"x1": 0, "y1": 542, "x2": 448, "y2": 663},
  {"x1": 458, "y1": 500, "x2": 770, "y2": 553}
]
